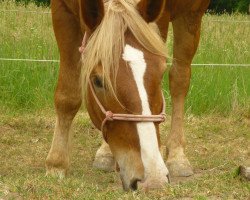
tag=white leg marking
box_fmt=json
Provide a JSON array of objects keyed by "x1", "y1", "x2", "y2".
[{"x1": 123, "y1": 44, "x2": 168, "y2": 181}]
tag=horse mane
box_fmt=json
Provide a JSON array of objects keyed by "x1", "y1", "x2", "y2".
[{"x1": 81, "y1": 0, "x2": 167, "y2": 100}]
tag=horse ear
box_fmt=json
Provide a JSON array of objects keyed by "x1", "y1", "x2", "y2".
[
  {"x1": 81, "y1": 0, "x2": 104, "y2": 31},
  {"x1": 137, "y1": 0, "x2": 166, "y2": 22}
]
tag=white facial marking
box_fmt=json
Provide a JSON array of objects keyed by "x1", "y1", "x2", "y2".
[{"x1": 122, "y1": 44, "x2": 169, "y2": 181}]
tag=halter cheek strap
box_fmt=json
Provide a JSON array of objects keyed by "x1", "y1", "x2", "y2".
[{"x1": 80, "y1": 32, "x2": 166, "y2": 142}]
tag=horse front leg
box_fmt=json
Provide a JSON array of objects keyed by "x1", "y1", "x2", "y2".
[
  {"x1": 45, "y1": 0, "x2": 82, "y2": 177},
  {"x1": 166, "y1": 8, "x2": 207, "y2": 177}
]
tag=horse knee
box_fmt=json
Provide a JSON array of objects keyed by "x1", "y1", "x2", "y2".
[
  {"x1": 169, "y1": 64, "x2": 191, "y2": 97},
  {"x1": 54, "y1": 91, "x2": 82, "y2": 117}
]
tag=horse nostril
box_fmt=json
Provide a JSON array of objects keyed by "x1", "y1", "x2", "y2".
[
  {"x1": 166, "y1": 174, "x2": 171, "y2": 183},
  {"x1": 129, "y1": 178, "x2": 141, "y2": 191}
]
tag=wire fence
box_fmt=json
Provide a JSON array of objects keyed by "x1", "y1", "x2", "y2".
[
  {"x1": 1, "y1": 58, "x2": 250, "y2": 67},
  {"x1": 0, "y1": 9, "x2": 250, "y2": 67}
]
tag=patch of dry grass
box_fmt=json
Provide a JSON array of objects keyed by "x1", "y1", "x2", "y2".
[{"x1": 0, "y1": 112, "x2": 249, "y2": 199}]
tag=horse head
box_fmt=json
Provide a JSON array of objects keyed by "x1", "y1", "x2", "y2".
[{"x1": 81, "y1": 0, "x2": 169, "y2": 191}]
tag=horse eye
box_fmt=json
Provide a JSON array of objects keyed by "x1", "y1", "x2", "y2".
[{"x1": 93, "y1": 76, "x2": 103, "y2": 88}]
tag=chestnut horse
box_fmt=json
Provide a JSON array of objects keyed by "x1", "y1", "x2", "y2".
[{"x1": 46, "y1": 0, "x2": 210, "y2": 191}]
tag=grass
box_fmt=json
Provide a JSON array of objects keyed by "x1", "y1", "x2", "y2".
[
  {"x1": 0, "y1": 112, "x2": 249, "y2": 199},
  {"x1": 0, "y1": 1, "x2": 249, "y2": 115},
  {"x1": 0, "y1": 1, "x2": 249, "y2": 199}
]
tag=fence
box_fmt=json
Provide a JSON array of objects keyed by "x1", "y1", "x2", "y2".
[{"x1": 0, "y1": 9, "x2": 250, "y2": 67}]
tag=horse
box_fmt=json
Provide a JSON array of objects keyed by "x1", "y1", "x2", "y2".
[{"x1": 45, "y1": 0, "x2": 210, "y2": 191}]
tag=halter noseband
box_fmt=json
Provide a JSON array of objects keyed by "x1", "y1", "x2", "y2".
[{"x1": 80, "y1": 32, "x2": 166, "y2": 142}]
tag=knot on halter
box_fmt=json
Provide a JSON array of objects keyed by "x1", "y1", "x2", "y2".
[
  {"x1": 105, "y1": 111, "x2": 114, "y2": 121},
  {"x1": 79, "y1": 46, "x2": 85, "y2": 54},
  {"x1": 161, "y1": 113, "x2": 166, "y2": 122},
  {"x1": 79, "y1": 32, "x2": 88, "y2": 54}
]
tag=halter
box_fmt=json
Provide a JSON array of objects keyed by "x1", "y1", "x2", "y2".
[{"x1": 80, "y1": 32, "x2": 166, "y2": 142}]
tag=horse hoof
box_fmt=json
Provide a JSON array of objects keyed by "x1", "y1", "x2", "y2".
[
  {"x1": 166, "y1": 160, "x2": 194, "y2": 177},
  {"x1": 46, "y1": 168, "x2": 66, "y2": 179},
  {"x1": 93, "y1": 155, "x2": 115, "y2": 172}
]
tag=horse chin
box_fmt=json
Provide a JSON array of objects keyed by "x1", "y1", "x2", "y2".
[
  {"x1": 117, "y1": 157, "x2": 170, "y2": 191},
  {"x1": 120, "y1": 172, "x2": 170, "y2": 191}
]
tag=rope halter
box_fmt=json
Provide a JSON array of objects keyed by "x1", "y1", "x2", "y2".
[{"x1": 80, "y1": 32, "x2": 166, "y2": 142}]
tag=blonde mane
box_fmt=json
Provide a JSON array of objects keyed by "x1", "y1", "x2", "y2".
[{"x1": 81, "y1": 0, "x2": 167, "y2": 100}]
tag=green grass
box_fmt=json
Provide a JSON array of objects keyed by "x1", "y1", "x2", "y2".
[
  {"x1": 0, "y1": 62, "x2": 58, "y2": 112},
  {"x1": 0, "y1": 1, "x2": 250, "y2": 115}
]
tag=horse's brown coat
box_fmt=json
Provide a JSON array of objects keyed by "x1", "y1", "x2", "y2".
[{"x1": 46, "y1": 0, "x2": 210, "y2": 190}]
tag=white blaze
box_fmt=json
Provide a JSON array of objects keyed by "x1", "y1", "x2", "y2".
[{"x1": 122, "y1": 44, "x2": 169, "y2": 181}]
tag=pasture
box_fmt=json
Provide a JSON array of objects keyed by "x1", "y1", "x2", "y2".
[{"x1": 0, "y1": 1, "x2": 249, "y2": 199}]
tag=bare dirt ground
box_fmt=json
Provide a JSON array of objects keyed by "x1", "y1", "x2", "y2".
[{"x1": 0, "y1": 111, "x2": 249, "y2": 199}]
